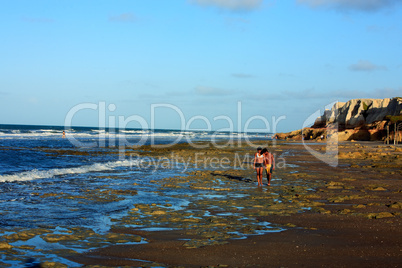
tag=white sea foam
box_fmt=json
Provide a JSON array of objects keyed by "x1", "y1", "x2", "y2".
[
  {"x1": 0, "y1": 159, "x2": 138, "y2": 183},
  {"x1": 0, "y1": 126, "x2": 272, "y2": 141},
  {"x1": 0, "y1": 130, "x2": 188, "y2": 139},
  {"x1": 119, "y1": 129, "x2": 151, "y2": 134}
]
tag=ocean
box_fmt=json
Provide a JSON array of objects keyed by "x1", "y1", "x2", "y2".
[
  {"x1": 0, "y1": 124, "x2": 275, "y2": 266},
  {"x1": 0, "y1": 124, "x2": 271, "y2": 182}
]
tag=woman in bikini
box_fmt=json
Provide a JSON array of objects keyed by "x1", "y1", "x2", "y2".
[{"x1": 253, "y1": 147, "x2": 264, "y2": 186}]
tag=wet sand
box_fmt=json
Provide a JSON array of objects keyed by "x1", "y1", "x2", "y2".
[{"x1": 69, "y1": 140, "x2": 402, "y2": 267}]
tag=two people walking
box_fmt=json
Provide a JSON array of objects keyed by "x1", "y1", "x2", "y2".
[{"x1": 253, "y1": 147, "x2": 275, "y2": 187}]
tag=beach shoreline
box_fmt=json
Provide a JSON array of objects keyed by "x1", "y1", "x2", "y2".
[{"x1": 67, "y1": 140, "x2": 401, "y2": 267}]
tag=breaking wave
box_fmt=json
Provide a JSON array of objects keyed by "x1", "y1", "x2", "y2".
[{"x1": 0, "y1": 159, "x2": 138, "y2": 183}]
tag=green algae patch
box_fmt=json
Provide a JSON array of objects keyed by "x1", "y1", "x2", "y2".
[
  {"x1": 326, "y1": 181, "x2": 344, "y2": 189},
  {"x1": 367, "y1": 212, "x2": 394, "y2": 219},
  {"x1": 104, "y1": 233, "x2": 141, "y2": 243},
  {"x1": 388, "y1": 202, "x2": 402, "y2": 209},
  {"x1": 41, "y1": 261, "x2": 69, "y2": 268},
  {"x1": 371, "y1": 187, "x2": 387, "y2": 191},
  {"x1": 4, "y1": 229, "x2": 52, "y2": 242},
  {"x1": 327, "y1": 195, "x2": 362, "y2": 203},
  {"x1": 0, "y1": 242, "x2": 13, "y2": 250},
  {"x1": 338, "y1": 209, "x2": 353, "y2": 215},
  {"x1": 310, "y1": 206, "x2": 331, "y2": 213},
  {"x1": 41, "y1": 234, "x2": 82, "y2": 243}
]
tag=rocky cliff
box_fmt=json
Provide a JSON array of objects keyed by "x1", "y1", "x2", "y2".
[
  {"x1": 277, "y1": 97, "x2": 402, "y2": 142},
  {"x1": 313, "y1": 97, "x2": 402, "y2": 129}
]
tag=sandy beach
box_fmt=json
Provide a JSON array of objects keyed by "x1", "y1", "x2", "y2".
[{"x1": 65, "y1": 140, "x2": 402, "y2": 267}]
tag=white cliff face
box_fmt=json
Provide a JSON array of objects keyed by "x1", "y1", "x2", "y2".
[{"x1": 314, "y1": 97, "x2": 402, "y2": 128}]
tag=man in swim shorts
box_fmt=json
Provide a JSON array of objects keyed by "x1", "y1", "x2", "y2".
[{"x1": 261, "y1": 148, "x2": 275, "y2": 186}]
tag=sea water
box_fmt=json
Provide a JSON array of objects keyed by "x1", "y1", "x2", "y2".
[{"x1": 0, "y1": 125, "x2": 274, "y2": 262}]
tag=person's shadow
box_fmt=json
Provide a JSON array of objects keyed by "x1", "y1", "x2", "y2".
[{"x1": 211, "y1": 173, "x2": 253, "y2": 183}]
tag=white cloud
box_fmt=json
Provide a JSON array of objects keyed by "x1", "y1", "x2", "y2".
[
  {"x1": 370, "y1": 87, "x2": 402, "y2": 98},
  {"x1": 324, "y1": 88, "x2": 402, "y2": 99},
  {"x1": 190, "y1": 0, "x2": 263, "y2": 11},
  {"x1": 297, "y1": 0, "x2": 402, "y2": 12},
  {"x1": 349, "y1": 60, "x2": 387, "y2": 72}
]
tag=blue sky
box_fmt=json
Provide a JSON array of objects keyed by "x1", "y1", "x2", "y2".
[{"x1": 1, "y1": 0, "x2": 401, "y2": 133}]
